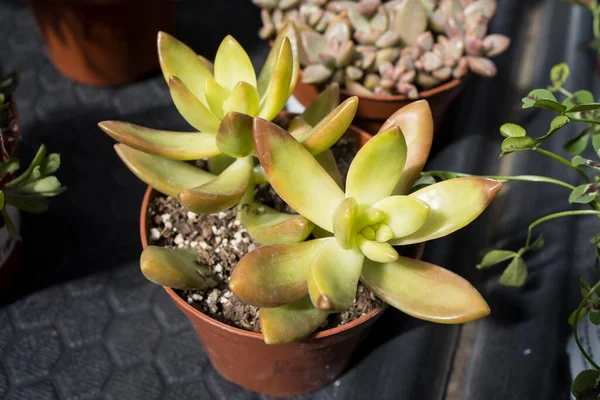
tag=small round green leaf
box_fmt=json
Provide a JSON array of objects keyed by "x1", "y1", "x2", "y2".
[
  {"x1": 564, "y1": 131, "x2": 590, "y2": 155},
  {"x1": 550, "y1": 63, "x2": 570, "y2": 87},
  {"x1": 498, "y1": 257, "x2": 527, "y2": 287},
  {"x1": 476, "y1": 250, "x2": 517, "y2": 270},
  {"x1": 500, "y1": 137, "x2": 535, "y2": 156},
  {"x1": 522, "y1": 89, "x2": 557, "y2": 108},
  {"x1": 590, "y1": 308, "x2": 600, "y2": 325},
  {"x1": 499, "y1": 123, "x2": 526, "y2": 138},
  {"x1": 569, "y1": 184, "x2": 599, "y2": 204},
  {"x1": 572, "y1": 370, "x2": 600, "y2": 399}
]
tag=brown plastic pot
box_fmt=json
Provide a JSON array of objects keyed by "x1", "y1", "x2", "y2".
[
  {"x1": 294, "y1": 73, "x2": 468, "y2": 134},
  {"x1": 27, "y1": 0, "x2": 176, "y2": 87},
  {"x1": 138, "y1": 125, "x2": 423, "y2": 397}
]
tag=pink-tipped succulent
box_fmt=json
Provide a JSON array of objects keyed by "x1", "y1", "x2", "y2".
[
  {"x1": 229, "y1": 100, "x2": 501, "y2": 344},
  {"x1": 254, "y1": 0, "x2": 510, "y2": 97}
]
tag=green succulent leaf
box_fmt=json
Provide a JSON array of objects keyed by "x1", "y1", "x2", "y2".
[
  {"x1": 223, "y1": 81, "x2": 260, "y2": 117},
  {"x1": 214, "y1": 35, "x2": 256, "y2": 91},
  {"x1": 569, "y1": 184, "x2": 599, "y2": 204},
  {"x1": 99, "y1": 121, "x2": 219, "y2": 160},
  {"x1": 207, "y1": 153, "x2": 236, "y2": 175},
  {"x1": 157, "y1": 31, "x2": 213, "y2": 106},
  {"x1": 7, "y1": 145, "x2": 46, "y2": 188},
  {"x1": 391, "y1": 178, "x2": 502, "y2": 245},
  {"x1": 40, "y1": 154, "x2": 60, "y2": 176},
  {"x1": 0, "y1": 159, "x2": 19, "y2": 175},
  {"x1": 357, "y1": 235, "x2": 399, "y2": 263},
  {"x1": 550, "y1": 63, "x2": 570, "y2": 87},
  {"x1": 257, "y1": 22, "x2": 300, "y2": 99},
  {"x1": 361, "y1": 257, "x2": 490, "y2": 323},
  {"x1": 499, "y1": 123, "x2": 526, "y2": 138},
  {"x1": 204, "y1": 77, "x2": 230, "y2": 120},
  {"x1": 229, "y1": 238, "x2": 330, "y2": 307},
  {"x1": 258, "y1": 37, "x2": 294, "y2": 121},
  {"x1": 296, "y1": 96, "x2": 358, "y2": 155},
  {"x1": 380, "y1": 101, "x2": 434, "y2": 195},
  {"x1": 476, "y1": 250, "x2": 517, "y2": 270},
  {"x1": 140, "y1": 246, "x2": 218, "y2": 290},
  {"x1": 314, "y1": 150, "x2": 343, "y2": 188},
  {"x1": 369, "y1": 196, "x2": 430, "y2": 239},
  {"x1": 217, "y1": 112, "x2": 254, "y2": 158},
  {"x1": 114, "y1": 144, "x2": 215, "y2": 197},
  {"x1": 307, "y1": 240, "x2": 364, "y2": 311},
  {"x1": 238, "y1": 202, "x2": 314, "y2": 245},
  {"x1": 178, "y1": 156, "x2": 253, "y2": 214},
  {"x1": 498, "y1": 256, "x2": 527, "y2": 287},
  {"x1": 253, "y1": 118, "x2": 345, "y2": 232},
  {"x1": 300, "y1": 83, "x2": 340, "y2": 126},
  {"x1": 4, "y1": 192, "x2": 48, "y2": 213},
  {"x1": 259, "y1": 296, "x2": 329, "y2": 345},
  {"x1": 346, "y1": 126, "x2": 407, "y2": 206},
  {"x1": 500, "y1": 137, "x2": 535, "y2": 156},
  {"x1": 168, "y1": 76, "x2": 221, "y2": 132},
  {"x1": 572, "y1": 370, "x2": 600, "y2": 400},
  {"x1": 332, "y1": 197, "x2": 358, "y2": 250},
  {"x1": 20, "y1": 176, "x2": 64, "y2": 196}
]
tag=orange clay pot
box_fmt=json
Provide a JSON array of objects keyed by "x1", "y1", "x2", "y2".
[
  {"x1": 294, "y1": 73, "x2": 468, "y2": 134},
  {"x1": 139, "y1": 124, "x2": 423, "y2": 397},
  {"x1": 27, "y1": 0, "x2": 176, "y2": 87}
]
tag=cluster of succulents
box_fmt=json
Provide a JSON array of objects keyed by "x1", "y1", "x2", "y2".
[
  {"x1": 101, "y1": 28, "x2": 501, "y2": 344},
  {"x1": 0, "y1": 66, "x2": 65, "y2": 239},
  {"x1": 254, "y1": 0, "x2": 510, "y2": 98}
]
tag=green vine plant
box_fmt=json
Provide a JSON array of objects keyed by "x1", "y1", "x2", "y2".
[{"x1": 413, "y1": 62, "x2": 600, "y2": 398}]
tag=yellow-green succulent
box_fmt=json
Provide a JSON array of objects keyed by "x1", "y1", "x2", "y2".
[{"x1": 228, "y1": 101, "x2": 502, "y2": 344}]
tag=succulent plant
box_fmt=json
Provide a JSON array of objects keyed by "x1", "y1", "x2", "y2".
[
  {"x1": 254, "y1": 0, "x2": 510, "y2": 97},
  {"x1": 222, "y1": 100, "x2": 501, "y2": 344}
]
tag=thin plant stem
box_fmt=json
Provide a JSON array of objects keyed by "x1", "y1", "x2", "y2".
[
  {"x1": 534, "y1": 148, "x2": 591, "y2": 183},
  {"x1": 558, "y1": 87, "x2": 573, "y2": 97},
  {"x1": 423, "y1": 171, "x2": 576, "y2": 190},
  {"x1": 573, "y1": 280, "x2": 600, "y2": 370},
  {"x1": 524, "y1": 210, "x2": 600, "y2": 248}
]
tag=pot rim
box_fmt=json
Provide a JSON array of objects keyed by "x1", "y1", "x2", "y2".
[{"x1": 139, "y1": 122, "x2": 425, "y2": 343}]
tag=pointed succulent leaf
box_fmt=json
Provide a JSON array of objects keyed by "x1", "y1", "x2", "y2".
[
  {"x1": 253, "y1": 118, "x2": 345, "y2": 231},
  {"x1": 302, "y1": 64, "x2": 333, "y2": 85},
  {"x1": 258, "y1": 37, "x2": 294, "y2": 121},
  {"x1": 346, "y1": 126, "x2": 407, "y2": 206},
  {"x1": 114, "y1": 144, "x2": 215, "y2": 197},
  {"x1": 380, "y1": 101, "x2": 434, "y2": 195},
  {"x1": 315, "y1": 150, "x2": 343, "y2": 188},
  {"x1": 99, "y1": 121, "x2": 219, "y2": 160},
  {"x1": 157, "y1": 31, "x2": 212, "y2": 105},
  {"x1": 7, "y1": 145, "x2": 46, "y2": 188},
  {"x1": 301, "y1": 83, "x2": 340, "y2": 126},
  {"x1": 40, "y1": 154, "x2": 60, "y2": 176},
  {"x1": 168, "y1": 77, "x2": 221, "y2": 132},
  {"x1": 357, "y1": 235, "x2": 399, "y2": 263},
  {"x1": 332, "y1": 197, "x2": 358, "y2": 249},
  {"x1": 214, "y1": 35, "x2": 257, "y2": 91},
  {"x1": 369, "y1": 196, "x2": 430, "y2": 238},
  {"x1": 288, "y1": 116, "x2": 312, "y2": 138},
  {"x1": 259, "y1": 296, "x2": 329, "y2": 344},
  {"x1": 229, "y1": 238, "x2": 330, "y2": 307},
  {"x1": 21, "y1": 177, "x2": 64, "y2": 196},
  {"x1": 390, "y1": 0, "x2": 428, "y2": 45},
  {"x1": 178, "y1": 157, "x2": 253, "y2": 214},
  {"x1": 223, "y1": 81, "x2": 260, "y2": 117},
  {"x1": 204, "y1": 78, "x2": 230, "y2": 119},
  {"x1": 140, "y1": 247, "x2": 218, "y2": 290},
  {"x1": 217, "y1": 112, "x2": 254, "y2": 158},
  {"x1": 355, "y1": 207, "x2": 385, "y2": 230},
  {"x1": 297, "y1": 96, "x2": 359, "y2": 155},
  {"x1": 361, "y1": 257, "x2": 490, "y2": 323},
  {"x1": 238, "y1": 202, "x2": 314, "y2": 244},
  {"x1": 257, "y1": 22, "x2": 300, "y2": 98},
  {"x1": 4, "y1": 193, "x2": 48, "y2": 214},
  {"x1": 391, "y1": 178, "x2": 502, "y2": 245},
  {"x1": 308, "y1": 240, "x2": 364, "y2": 311}
]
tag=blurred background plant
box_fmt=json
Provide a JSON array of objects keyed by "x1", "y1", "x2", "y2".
[
  {"x1": 563, "y1": 0, "x2": 600, "y2": 58},
  {"x1": 253, "y1": 0, "x2": 510, "y2": 98}
]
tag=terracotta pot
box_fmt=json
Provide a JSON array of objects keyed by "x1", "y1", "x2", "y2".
[
  {"x1": 27, "y1": 0, "x2": 176, "y2": 87},
  {"x1": 294, "y1": 73, "x2": 468, "y2": 134},
  {"x1": 138, "y1": 125, "x2": 424, "y2": 397}
]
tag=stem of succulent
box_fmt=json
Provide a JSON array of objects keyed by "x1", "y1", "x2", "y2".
[
  {"x1": 533, "y1": 148, "x2": 590, "y2": 183},
  {"x1": 573, "y1": 279, "x2": 600, "y2": 370},
  {"x1": 524, "y1": 210, "x2": 600, "y2": 248}
]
